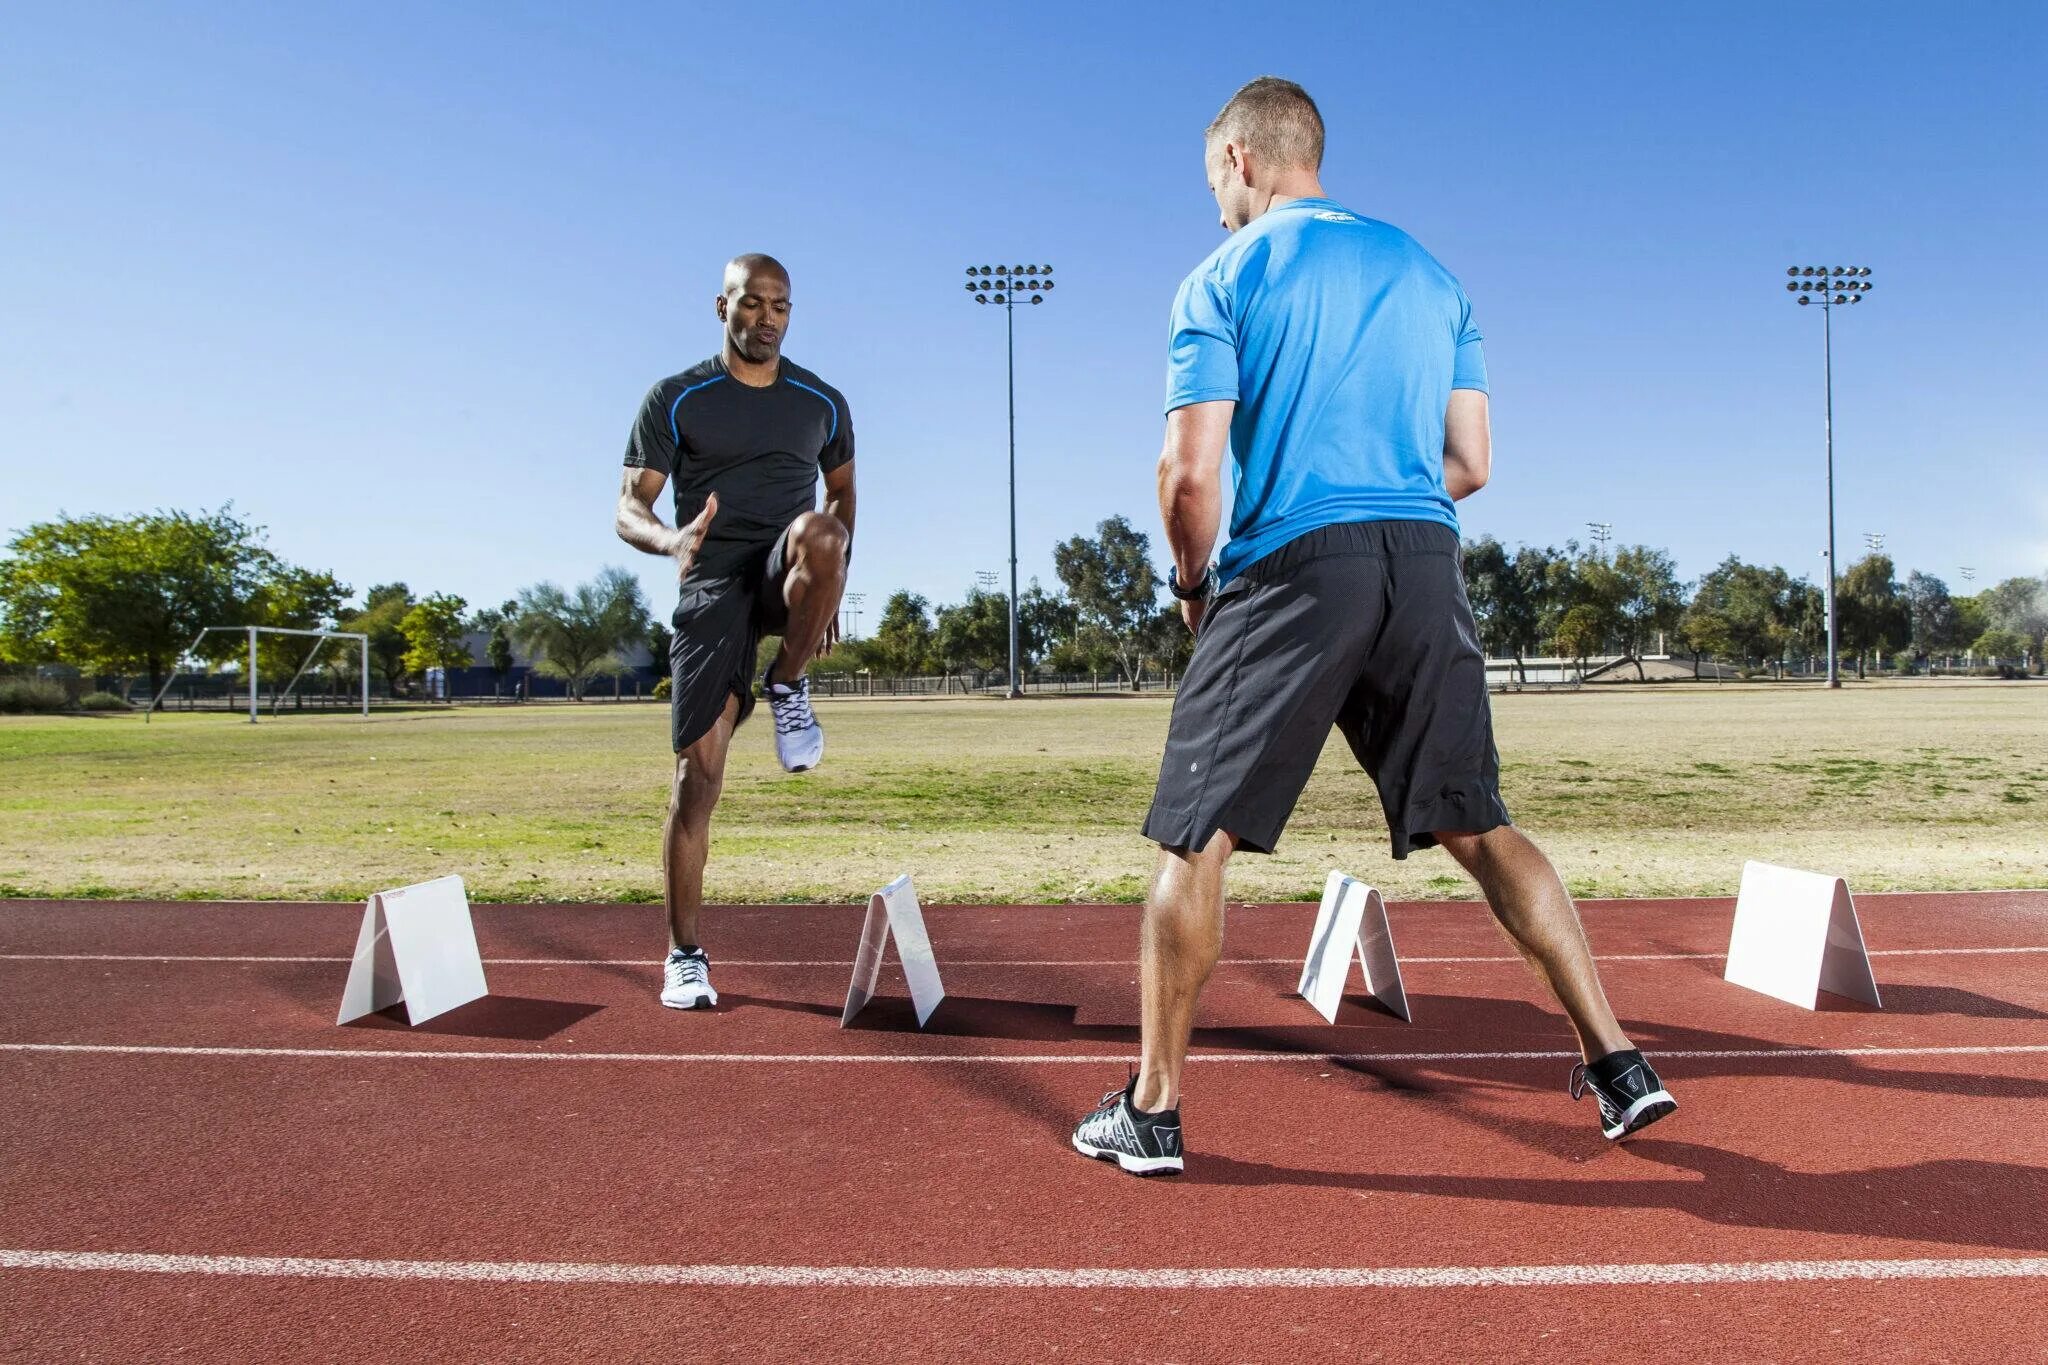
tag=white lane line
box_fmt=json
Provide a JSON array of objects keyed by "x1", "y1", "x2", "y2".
[
  {"x1": 2, "y1": 946, "x2": 2043, "y2": 966},
  {"x1": 4, "y1": 1042, "x2": 2044, "y2": 1066},
  {"x1": 1, "y1": 1247, "x2": 2043, "y2": 1290}
]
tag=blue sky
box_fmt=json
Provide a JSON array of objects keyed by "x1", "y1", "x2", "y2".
[{"x1": 4, "y1": 1, "x2": 2043, "y2": 626}]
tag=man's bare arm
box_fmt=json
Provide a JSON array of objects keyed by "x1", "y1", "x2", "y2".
[
  {"x1": 1443, "y1": 389, "x2": 1492, "y2": 501},
  {"x1": 822, "y1": 459, "x2": 856, "y2": 552},
  {"x1": 1157, "y1": 400, "x2": 1234, "y2": 630},
  {"x1": 615, "y1": 467, "x2": 716, "y2": 581}
]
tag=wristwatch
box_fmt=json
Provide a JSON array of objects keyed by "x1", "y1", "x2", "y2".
[{"x1": 1168, "y1": 563, "x2": 1214, "y2": 601}]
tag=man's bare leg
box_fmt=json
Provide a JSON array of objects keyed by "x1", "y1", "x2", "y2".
[
  {"x1": 1133, "y1": 829, "x2": 1238, "y2": 1112},
  {"x1": 1436, "y1": 824, "x2": 1629, "y2": 1061},
  {"x1": 664, "y1": 694, "x2": 739, "y2": 951},
  {"x1": 768, "y1": 511, "x2": 850, "y2": 682}
]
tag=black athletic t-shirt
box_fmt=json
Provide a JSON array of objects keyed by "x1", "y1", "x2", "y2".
[{"x1": 624, "y1": 355, "x2": 854, "y2": 584}]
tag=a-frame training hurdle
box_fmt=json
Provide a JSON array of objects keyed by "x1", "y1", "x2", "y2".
[
  {"x1": 1298, "y1": 870, "x2": 1412, "y2": 1023},
  {"x1": 841, "y1": 874, "x2": 947, "y2": 1028}
]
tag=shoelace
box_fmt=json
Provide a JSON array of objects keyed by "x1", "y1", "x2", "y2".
[
  {"x1": 767, "y1": 679, "x2": 815, "y2": 735},
  {"x1": 667, "y1": 953, "x2": 707, "y2": 986}
]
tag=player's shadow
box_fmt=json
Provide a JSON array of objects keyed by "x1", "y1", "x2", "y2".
[
  {"x1": 1193, "y1": 1139, "x2": 2048, "y2": 1253},
  {"x1": 843, "y1": 994, "x2": 1082, "y2": 1040},
  {"x1": 1819, "y1": 984, "x2": 2048, "y2": 1020},
  {"x1": 344, "y1": 994, "x2": 603, "y2": 1041}
]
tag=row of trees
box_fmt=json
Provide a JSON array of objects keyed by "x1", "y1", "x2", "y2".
[
  {"x1": 811, "y1": 516, "x2": 1194, "y2": 687},
  {"x1": 0, "y1": 509, "x2": 660, "y2": 703},
  {"x1": 4, "y1": 507, "x2": 2043, "y2": 703},
  {"x1": 1462, "y1": 535, "x2": 2045, "y2": 678}
]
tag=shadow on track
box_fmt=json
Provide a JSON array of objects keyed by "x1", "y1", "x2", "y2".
[
  {"x1": 344, "y1": 994, "x2": 603, "y2": 1041},
  {"x1": 1191, "y1": 1139, "x2": 2048, "y2": 1253},
  {"x1": 1819, "y1": 984, "x2": 2048, "y2": 1020}
]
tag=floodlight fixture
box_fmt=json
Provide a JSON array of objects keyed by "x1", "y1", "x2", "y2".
[
  {"x1": 1778, "y1": 261, "x2": 1877, "y2": 688},
  {"x1": 960, "y1": 257, "x2": 1060, "y2": 698}
]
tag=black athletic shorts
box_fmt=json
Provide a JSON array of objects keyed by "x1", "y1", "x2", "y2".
[
  {"x1": 669, "y1": 530, "x2": 791, "y2": 752},
  {"x1": 1143, "y1": 520, "x2": 1511, "y2": 858}
]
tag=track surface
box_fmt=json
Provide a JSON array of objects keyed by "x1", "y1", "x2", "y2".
[{"x1": 3, "y1": 891, "x2": 2045, "y2": 1361}]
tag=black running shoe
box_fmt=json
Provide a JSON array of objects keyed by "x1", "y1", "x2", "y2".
[
  {"x1": 1071, "y1": 1075, "x2": 1183, "y2": 1176},
  {"x1": 1571, "y1": 1048, "x2": 1677, "y2": 1139}
]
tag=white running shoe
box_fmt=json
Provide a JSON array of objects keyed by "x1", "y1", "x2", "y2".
[
  {"x1": 660, "y1": 946, "x2": 717, "y2": 1010},
  {"x1": 764, "y1": 669, "x2": 824, "y2": 772}
]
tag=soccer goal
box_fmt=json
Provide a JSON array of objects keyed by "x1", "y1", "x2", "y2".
[{"x1": 145, "y1": 625, "x2": 370, "y2": 723}]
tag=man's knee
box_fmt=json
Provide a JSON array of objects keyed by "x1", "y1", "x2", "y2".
[
  {"x1": 671, "y1": 751, "x2": 725, "y2": 822},
  {"x1": 789, "y1": 511, "x2": 850, "y2": 568}
]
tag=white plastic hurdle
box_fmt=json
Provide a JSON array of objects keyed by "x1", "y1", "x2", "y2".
[
  {"x1": 336, "y1": 875, "x2": 489, "y2": 1026},
  {"x1": 840, "y1": 874, "x2": 947, "y2": 1028},
  {"x1": 1297, "y1": 870, "x2": 1411, "y2": 1024},
  {"x1": 1724, "y1": 860, "x2": 1882, "y2": 1010}
]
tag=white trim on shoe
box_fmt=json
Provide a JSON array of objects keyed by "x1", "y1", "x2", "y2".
[
  {"x1": 1070, "y1": 1134, "x2": 1184, "y2": 1175},
  {"x1": 1605, "y1": 1088, "x2": 1677, "y2": 1139}
]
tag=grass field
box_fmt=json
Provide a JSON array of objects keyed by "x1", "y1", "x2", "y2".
[{"x1": 1, "y1": 683, "x2": 2042, "y2": 904}]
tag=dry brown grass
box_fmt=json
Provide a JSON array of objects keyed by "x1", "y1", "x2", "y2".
[{"x1": 1, "y1": 681, "x2": 2041, "y2": 903}]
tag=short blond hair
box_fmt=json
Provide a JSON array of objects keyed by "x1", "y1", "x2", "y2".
[{"x1": 1205, "y1": 76, "x2": 1324, "y2": 171}]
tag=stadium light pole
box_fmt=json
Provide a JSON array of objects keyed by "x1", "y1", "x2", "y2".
[
  {"x1": 1587, "y1": 522, "x2": 1612, "y2": 552},
  {"x1": 964, "y1": 263, "x2": 1055, "y2": 698},
  {"x1": 842, "y1": 591, "x2": 865, "y2": 640},
  {"x1": 1863, "y1": 531, "x2": 1885, "y2": 555},
  {"x1": 1785, "y1": 263, "x2": 1874, "y2": 688}
]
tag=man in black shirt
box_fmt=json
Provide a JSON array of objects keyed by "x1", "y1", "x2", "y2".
[{"x1": 616, "y1": 252, "x2": 855, "y2": 1009}]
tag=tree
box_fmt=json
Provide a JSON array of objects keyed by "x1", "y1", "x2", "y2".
[
  {"x1": 1016, "y1": 579, "x2": 1071, "y2": 670},
  {"x1": 0, "y1": 507, "x2": 279, "y2": 704},
  {"x1": 400, "y1": 593, "x2": 474, "y2": 694},
  {"x1": 870, "y1": 591, "x2": 934, "y2": 676},
  {"x1": 512, "y1": 567, "x2": 648, "y2": 700},
  {"x1": 1053, "y1": 515, "x2": 1159, "y2": 689},
  {"x1": 1902, "y1": 571, "x2": 1962, "y2": 661},
  {"x1": 1971, "y1": 627, "x2": 2029, "y2": 666},
  {"x1": 1140, "y1": 605, "x2": 1195, "y2": 677},
  {"x1": 343, "y1": 583, "x2": 414, "y2": 695},
  {"x1": 1837, "y1": 553, "x2": 1909, "y2": 678},
  {"x1": 247, "y1": 566, "x2": 353, "y2": 685},
  {"x1": 469, "y1": 599, "x2": 521, "y2": 695},
  {"x1": 933, "y1": 588, "x2": 1009, "y2": 684},
  {"x1": 1461, "y1": 536, "x2": 1526, "y2": 676},
  {"x1": 1554, "y1": 603, "x2": 1603, "y2": 673},
  {"x1": 1681, "y1": 557, "x2": 1797, "y2": 671},
  {"x1": 1608, "y1": 545, "x2": 1686, "y2": 674},
  {"x1": 487, "y1": 623, "x2": 517, "y2": 693},
  {"x1": 1981, "y1": 575, "x2": 2046, "y2": 670}
]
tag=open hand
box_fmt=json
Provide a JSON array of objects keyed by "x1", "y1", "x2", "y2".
[{"x1": 671, "y1": 492, "x2": 717, "y2": 581}]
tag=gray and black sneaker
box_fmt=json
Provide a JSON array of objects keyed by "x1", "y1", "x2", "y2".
[
  {"x1": 1071, "y1": 1075, "x2": 1183, "y2": 1176},
  {"x1": 1571, "y1": 1048, "x2": 1676, "y2": 1139},
  {"x1": 660, "y1": 946, "x2": 718, "y2": 1010}
]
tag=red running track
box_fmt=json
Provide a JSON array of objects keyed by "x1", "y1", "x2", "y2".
[{"x1": 2, "y1": 892, "x2": 2045, "y2": 1361}]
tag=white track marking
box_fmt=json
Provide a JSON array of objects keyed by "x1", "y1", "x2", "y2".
[
  {"x1": 1, "y1": 1247, "x2": 2043, "y2": 1290},
  {"x1": 2, "y1": 946, "x2": 2043, "y2": 966},
  {"x1": 4, "y1": 1042, "x2": 2044, "y2": 1066}
]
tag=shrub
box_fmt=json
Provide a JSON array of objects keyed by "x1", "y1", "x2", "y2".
[
  {"x1": 78, "y1": 691, "x2": 132, "y2": 711},
  {"x1": 652, "y1": 675, "x2": 672, "y2": 700},
  {"x1": 0, "y1": 679, "x2": 69, "y2": 713}
]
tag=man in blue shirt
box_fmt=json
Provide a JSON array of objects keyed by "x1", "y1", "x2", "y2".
[{"x1": 1071, "y1": 78, "x2": 1676, "y2": 1178}]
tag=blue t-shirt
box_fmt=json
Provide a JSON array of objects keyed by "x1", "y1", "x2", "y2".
[{"x1": 1165, "y1": 197, "x2": 1487, "y2": 582}]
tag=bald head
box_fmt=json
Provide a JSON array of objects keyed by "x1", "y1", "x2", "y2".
[
  {"x1": 715, "y1": 253, "x2": 792, "y2": 370},
  {"x1": 1205, "y1": 76, "x2": 1324, "y2": 172},
  {"x1": 722, "y1": 252, "x2": 790, "y2": 298}
]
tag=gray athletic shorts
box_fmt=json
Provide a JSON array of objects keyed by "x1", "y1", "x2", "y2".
[
  {"x1": 669, "y1": 531, "x2": 791, "y2": 753},
  {"x1": 1143, "y1": 520, "x2": 1511, "y2": 858}
]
